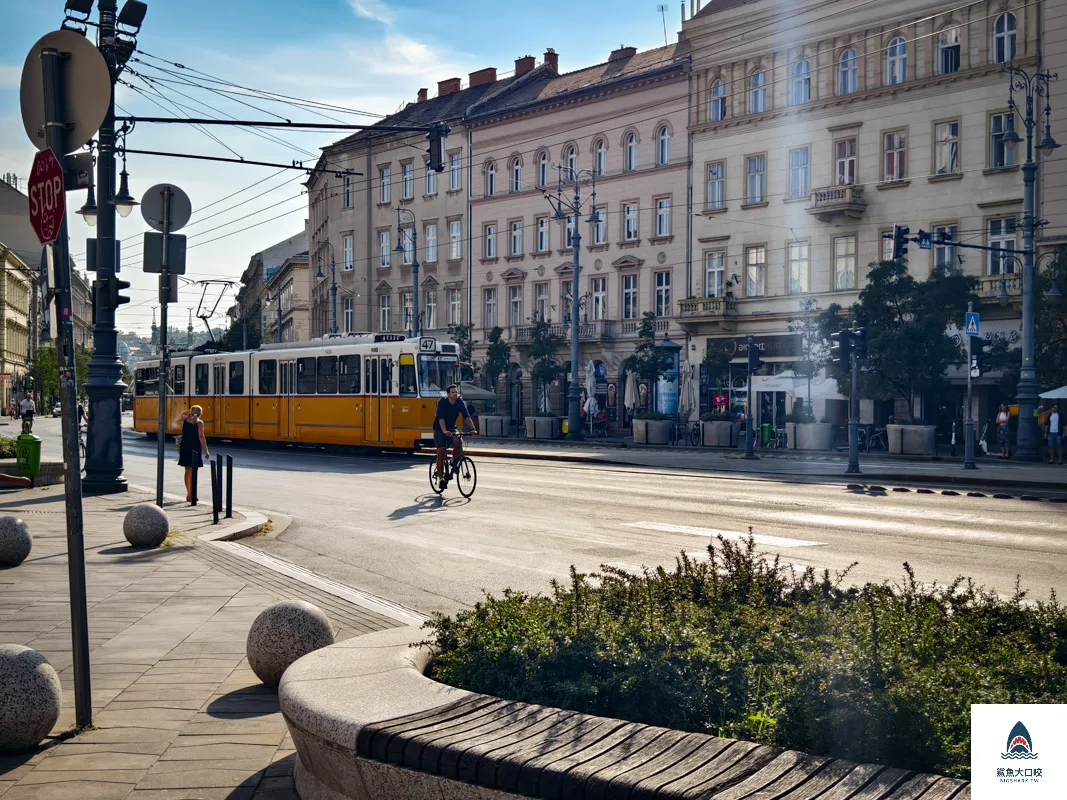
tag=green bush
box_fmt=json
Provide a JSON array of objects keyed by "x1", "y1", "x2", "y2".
[
  {"x1": 0, "y1": 436, "x2": 16, "y2": 458},
  {"x1": 425, "y1": 535, "x2": 1067, "y2": 780}
]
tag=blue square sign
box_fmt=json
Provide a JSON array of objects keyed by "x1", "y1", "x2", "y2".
[{"x1": 965, "y1": 311, "x2": 980, "y2": 337}]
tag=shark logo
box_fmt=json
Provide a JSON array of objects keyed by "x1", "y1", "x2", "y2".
[{"x1": 1002, "y1": 721, "x2": 1039, "y2": 760}]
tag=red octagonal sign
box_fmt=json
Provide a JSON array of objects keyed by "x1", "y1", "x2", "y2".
[{"x1": 28, "y1": 148, "x2": 65, "y2": 245}]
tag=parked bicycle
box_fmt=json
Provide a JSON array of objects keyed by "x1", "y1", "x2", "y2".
[
  {"x1": 675, "y1": 419, "x2": 701, "y2": 446},
  {"x1": 429, "y1": 432, "x2": 477, "y2": 498}
]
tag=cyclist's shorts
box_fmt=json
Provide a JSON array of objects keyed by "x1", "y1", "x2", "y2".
[{"x1": 433, "y1": 430, "x2": 453, "y2": 449}]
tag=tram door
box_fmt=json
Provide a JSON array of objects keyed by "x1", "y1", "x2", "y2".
[
  {"x1": 379, "y1": 357, "x2": 394, "y2": 445},
  {"x1": 211, "y1": 364, "x2": 226, "y2": 437},
  {"x1": 279, "y1": 360, "x2": 296, "y2": 439},
  {"x1": 364, "y1": 356, "x2": 379, "y2": 444}
]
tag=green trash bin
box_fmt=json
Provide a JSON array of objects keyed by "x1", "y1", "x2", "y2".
[
  {"x1": 760, "y1": 423, "x2": 772, "y2": 446},
  {"x1": 16, "y1": 433, "x2": 41, "y2": 482}
]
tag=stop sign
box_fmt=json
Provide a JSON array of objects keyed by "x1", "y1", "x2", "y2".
[{"x1": 28, "y1": 148, "x2": 65, "y2": 245}]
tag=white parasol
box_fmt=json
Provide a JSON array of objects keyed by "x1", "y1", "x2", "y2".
[
  {"x1": 585, "y1": 360, "x2": 597, "y2": 401},
  {"x1": 1039, "y1": 385, "x2": 1067, "y2": 399},
  {"x1": 624, "y1": 371, "x2": 637, "y2": 411}
]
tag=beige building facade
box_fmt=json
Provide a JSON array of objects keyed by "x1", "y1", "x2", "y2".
[
  {"x1": 264, "y1": 251, "x2": 310, "y2": 343},
  {"x1": 1040, "y1": 0, "x2": 1067, "y2": 250},
  {"x1": 0, "y1": 244, "x2": 34, "y2": 412}
]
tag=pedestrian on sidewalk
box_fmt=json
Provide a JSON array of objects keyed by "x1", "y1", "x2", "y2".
[
  {"x1": 996, "y1": 404, "x2": 1011, "y2": 459},
  {"x1": 1047, "y1": 404, "x2": 1062, "y2": 465},
  {"x1": 18, "y1": 392, "x2": 35, "y2": 425},
  {"x1": 178, "y1": 406, "x2": 210, "y2": 502}
]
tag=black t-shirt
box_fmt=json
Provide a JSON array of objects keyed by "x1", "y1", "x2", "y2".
[{"x1": 434, "y1": 397, "x2": 471, "y2": 433}]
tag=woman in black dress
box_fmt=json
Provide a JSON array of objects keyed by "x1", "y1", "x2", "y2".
[{"x1": 178, "y1": 405, "x2": 210, "y2": 502}]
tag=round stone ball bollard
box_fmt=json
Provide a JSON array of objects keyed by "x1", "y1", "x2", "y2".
[
  {"x1": 0, "y1": 645, "x2": 62, "y2": 753},
  {"x1": 123, "y1": 503, "x2": 169, "y2": 549},
  {"x1": 247, "y1": 600, "x2": 335, "y2": 687},
  {"x1": 0, "y1": 516, "x2": 31, "y2": 567}
]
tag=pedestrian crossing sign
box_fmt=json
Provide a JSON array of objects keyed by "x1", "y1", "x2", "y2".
[{"x1": 965, "y1": 311, "x2": 980, "y2": 337}]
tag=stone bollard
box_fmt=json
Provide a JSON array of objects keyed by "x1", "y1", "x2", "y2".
[
  {"x1": 0, "y1": 645, "x2": 62, "y2": 753},
  {"x1": 0, "y1": 516, "x2": 31, "y2": 567},
  {"x1": 123, "y1": 503, "x2": 169, "y2": 549},
  {"x1": 246, "y1": 600, "x2": 334, "y2": 687}
]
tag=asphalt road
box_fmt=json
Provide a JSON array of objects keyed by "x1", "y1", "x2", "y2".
[{"x1": 27, "y1": 416, "x2": 1067, "y2": 617}]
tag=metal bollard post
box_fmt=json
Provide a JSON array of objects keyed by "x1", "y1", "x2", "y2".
[
  {"x1": 225, "y1": 455, "x2": 233, "y2": 519},
  {"x1": 190, "y1": 463, "x2": 198, "y2": 506},
  {"x1": 210, "y1": 459, "x2": 219, "y2": 525}
]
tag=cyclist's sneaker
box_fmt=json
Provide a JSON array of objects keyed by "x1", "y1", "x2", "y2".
[{"x1": 439, "y1": 477, "x2": 449, "y2": 491}]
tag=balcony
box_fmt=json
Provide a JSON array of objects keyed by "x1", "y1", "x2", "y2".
[
  {"x1": 619, "y1": 318, "x2": 668, "y2": 336},
  {"x1": 978, "y1": 275, "x2": 1021, "y2": 304},
  {"x1": 512, "y1": 319, "x2": 614, "y2": 343},
  {"x1": 677, "y1": 297, "x2": 736, "y2": 321},
  {"x1": 806, "y1": 184, "x2": 867, "y2": 221}
]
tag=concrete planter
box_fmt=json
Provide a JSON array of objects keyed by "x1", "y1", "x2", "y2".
[
  {"x1": 481, "y1": 415, "x2": 512, "y2": 438},
  {"x1": 528, "y1": 416, "x2": 560, "y2": 439},
  {"x1": 632, "y1": 419, "x2": 647, "y2": 444},
  {"x1": 646, "y1": 420, "x2": 672, "y2": 445},
  {"x1": 887, "y1": 424, "x2": 937, "y2": 455},
  {"x1": 793, "y1": 423, "x2": 833, "y2": 451},
  {"x1": 701, "y1": 420, "x2": 739, "y2": 447}
]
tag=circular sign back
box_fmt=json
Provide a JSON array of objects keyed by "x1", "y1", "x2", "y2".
[
  {"x1": 140, "y1": 184, "x2": 193, "y2": 232},
  {"x1": 20, "y1": 30, "x2": 112, "y2": 153}
]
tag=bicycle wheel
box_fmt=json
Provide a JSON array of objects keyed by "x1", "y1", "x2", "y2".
[
  {"x1": 428, "y1": 459, "x2": 445, "y2": 494},
  {"x1": 688, "y1": 424, "x2": 701, "y2": 447},
  {"x1": 456, "y1": 457, "x2": 477, "y2": 498}
]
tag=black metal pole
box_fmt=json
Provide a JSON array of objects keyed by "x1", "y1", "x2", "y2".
[
  {"x1": 225, "y1": 455, "x2": 233, "y2": 518},
  {"x1": 190, "y1": 462, "x2": 198, "y2": 506},
  {"x1": 745, "y1": 336, "x2": 756, "y2": 458},
  {"x1": 964, "y1": 302, "x2": 977, "y2": 469},
  {"x1": 41, "y1": 45, "x2": 92, "y2": 729},
  {"x1": 846, "y1": 338, "x2": 861, "y2": 474},
  {"x1": 210, "y1": 459, "x2": 219, "y2": 524},
  {"x1": 155, "y1": 187, "x2": 171, "y2": 507}
]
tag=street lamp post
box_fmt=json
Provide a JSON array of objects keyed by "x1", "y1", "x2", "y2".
[
  {"x1": 395, "y1": 208, "x2": 420, "y2": 338},
  {"x1": 1002, "y1": 64, "x2": 1059, "y2": 460},
  {"x1": 315, "y1": 240, "x2": 338, "y2": 335}
]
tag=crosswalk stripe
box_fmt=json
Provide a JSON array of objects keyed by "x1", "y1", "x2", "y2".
[{"x1": 623, "y1": 522, "x2": 824, "y2": 548}]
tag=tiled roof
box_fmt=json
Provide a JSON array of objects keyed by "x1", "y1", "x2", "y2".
[{"x1": 694, "y1": 0, "x2": 760, "y2": 17}]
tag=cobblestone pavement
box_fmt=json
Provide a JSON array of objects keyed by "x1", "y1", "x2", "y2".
[{"x1": 0, "y1": 484, "x2": 405, "y2": 799}]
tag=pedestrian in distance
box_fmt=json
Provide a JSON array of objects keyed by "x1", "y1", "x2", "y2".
[
  {"x1": 18, "y1": 392, "x2": 35, "y2": 428},
  {"x1": 178, "y1": 406, "x2": 210, "y2": 502},
  {"x1": 996, "y1": 404, "x2": 1011, "y2": 459},
  {"x1": 1047, "y1": 404, "x2": 1062, "y2": 465}
]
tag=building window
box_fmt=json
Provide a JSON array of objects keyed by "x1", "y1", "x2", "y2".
[
  {"x1": 624, "y1": 133, "x2": 638, "y2": 171},
  {"x1": 564, "y1": 145, "x2": 577, "y2": 177},
  {"x1": 886, "y1": 37, "x2": 907, "y2": 85},
  {"x1": 745, "y1": 246, "x2": 766, "y2": 297},
  {"x1": 425, "y1": 159, "x2": 437, "y2": 195},
  {"x1": 594, "y1": 139, "x2": 607, "y2": 176},
  {"x1": 791, "y1": 61, "x2": 811, "y2": 105},
  {"x1": 340, "y1": 234, "x2": 352, "y2": 272},
  {"x1": 449, "y1": 153, "x2": 461, "y2": 190},
  {"x1": 706, "y1": 161, "x2": 725, "y2": 210},
  {"x1": 834, "y1": 235, "x2": 857, "y2": 290},
  {"x1": 994, "y1": 13, "x2": 1017, "y2": 64},
  {"x1": 562, "y1": 280, "x2": 572, "y2": 324},
  {"x1": 749, "y1": 71, "x2": 767, "y2": 113},
  {"x1": 379, "y1": 294, "x2": 391, "y2": 331},
  {"x1": 537, "y1": 151, "x2": 548, "y2": 188},
  {"x1": 343, "y1": 176, "x2": 352, "y2": 208},
  {"x1": 536, "y1": 217, "x2": 549, "y2": 252},
  {"x1": 935, "y1": 120, "x2": 961, "y2": 174},
  {"x1": 590, "y1": 277, "x2": 606, "y2": 321},
  {"x1": 425, "y1": 223, "x2": 437, "y2": 262},
  {"x1": 835, "y1": 138, "x2": 857, "y2": 185},
  {"x1": 654, "y1": 271, "x2": 671, "y2": 317},
  {"x1": 424, "y1": 290, "x2": 437, "y2": 330},
  {"x1": 484, "y1": 162, "x2": 496, "y2": 197},
  {"x1": 656, "y1": 125, "x2": 671, "y2": 165},
  {"x1": 379, "y1": 231, "x2": 390, "y2": 268},
  {"x1": 990, "y1": 113, "x2": 1016, "y2": 168},
  {"x1": 449, "y1": 221, "x2": 462, "y2": 259},
  {"x1": 788, "y1": 241, "x2": 809, "y2": 294},
  {"x1": 564, "y1": 214, "x2": 575, "y2": 248},
  {"x1": 448, "y1": 288, "x2": 461, "y2": 325},
  {"x1": 745, "y1": 154, "x2": 766, "y2": 204},
  {"x1": 535, "y1": 283, "x2": 548, "y2": 321},
  {"x1": 881, "y1": 230, "x2": 895, "y2": 262},
  {"x1": 509, "y1": 158, "x2": 522, "y2": 193},
  {"x1": 988, "y1": 218, "x2": 1017, "y2": 275},
  {"x1": 379, "y1": 166, "x2": 390, "y2": 203},
  {"x1": 401, "y1": 292, "x2": 413, "y2": 331},
  {"x1": 483, "y1": 288, "x2": 497, "y2": 328},
  {"x1": 623, "y1": 203, "x2": 638, "y2": 240},
  {"x1": 399, "y1": 228, "x2": 413, "y2": 265},
  {"x1": 705, "y1": 251, "x2": 725, "y2": 297},
  {"x1": 938, "y1": 28, "x2": 960, "y2": 75},
  {"x1": 510, "y1": 221, "x2": 522, "y2": 255},
  {"x1": 484, "y1": 224, "x2": 497, "y2": 259},
  {"x1": 592, "y1": 206, "x2": 606, "y2": 245},
  {"x1": 655, "y1": 198, "x2": 671, "y2": 236},
  {"x1": 509, "y1": 285, "x2": 523, "y2": 326},
  {"x1": 342, "y1": 297, "x2": 353, "y2": 333},
  {"x1": 933, "y1": 224, "x2": 958, "y2": 269},
  {"x1": 883, "y1": 131, "x2": 906, "y2": 182},
  {"x1": 401, "y1": 163, "x2": 413, "y2": 199},
  {"x1": 709, "y1": 78, "x2": 726, "y2": 121},
  {"x1": 622, "y1": 274, "x2": 638, "y2": 319},
  {"x1": 839, "y1": 50, "x2": 859, "y2": 95},
  {"x1": 788, "y1": 148, "x2": 809, "y2": 198}
]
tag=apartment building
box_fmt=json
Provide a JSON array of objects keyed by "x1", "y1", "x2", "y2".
[
  {"x1": 263, "y1": 251, "x2": 310, "y2": 343},
  {"x1": 1041, "y1": 0, "x2": 1067, "y2": 249},
  {"x1": 235, "y1": 228, "x2": 307, "y2": 345}
]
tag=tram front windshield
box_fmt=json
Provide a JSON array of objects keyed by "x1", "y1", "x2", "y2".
[{"x1": 419, "y1": 355, "x2": 460, "y2": 396}]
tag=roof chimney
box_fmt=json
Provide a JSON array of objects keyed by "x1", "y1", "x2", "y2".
[
  {"x1": 609, "y1": 45, "x2": 637, "y2": 63},
  {"x1": 468, "y1": 67, "x2": 497, "y2": 87},
  {"x1": 515, "y1": 55, "x2": 536, "y2": 76},
  {"x1": 416, "y1": 87, "x2": 428, "y2": 103},
  {"x1": 543, "y1": 48, "x2": 558, "y2": 72},
  {"x1": 437, "y1": 77, "x2": 461, "y2": 96}
]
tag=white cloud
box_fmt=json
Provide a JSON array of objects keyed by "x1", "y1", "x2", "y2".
[
  {"x1": 348, "y1": 0, "x2": 394, "y2": 25},
  {"x1": 0, "y1": 65, "x2": 21, "y2": 89}
]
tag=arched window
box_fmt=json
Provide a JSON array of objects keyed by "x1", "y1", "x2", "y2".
[
  {"x1": 708, "y1": 78, "x2": 726, "y2": 122},
  {"x1": 594, "y1": 138, "x2": 607, "y2": 176},
  {"x1": 624, "y1": 132, "x2": 638, "y2": 171},
  {"x1": 564, "y1": 145, "x2": 577, "y2": 176},
  {"x1": 994, "y1": 13, "x2": 1017, "y2": 64},
  {"x1": 938, "y1": 27, "x2": 960, "y2": 74},
  {"x1": 749, "y1": 71, "x2": 767, "y2": 113},
  {"x1": 509, "y1": 157, "x2": 521, "y2": 193},
  {"x1": 839, "y1": 50, "x2": 858, "y2": 95},
  {"x1": 484, "y1": 161, "x2": 495, "y2": 197},
  {"x1": 791, "y1": 61, "x2": 811, "y2": 105},
  {"x1": 537, "y1": 151, "x2": 549, "y2": 188},
  {"x1": 656, "y1": 125, "x2": 671, "y2": 165},
  {"x1": 886, "y1": 37, "x2": 907, "y2": 85}
]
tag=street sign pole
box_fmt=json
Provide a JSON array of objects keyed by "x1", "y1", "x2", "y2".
[
  {"x1": 41, "y1": 44, "x2": 93, "y2": 729},
  {"x1": 156, "y1": 187, "x2": 171, "y2": 507},
  {"x1": 964, "y1": 303, "x2": 977, "y2": 470},
  {"x1": 846, "y1": 337, "x2": 861, "y2": 475}
]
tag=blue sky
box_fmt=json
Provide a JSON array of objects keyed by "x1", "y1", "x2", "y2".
[{"x1": 2, "y1": 0, "x2": 677, "y2": 333}]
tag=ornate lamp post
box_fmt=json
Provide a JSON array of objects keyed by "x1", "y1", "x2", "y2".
[{"x1": 394, "y1": 208, "x2": 420, "y2": 337}]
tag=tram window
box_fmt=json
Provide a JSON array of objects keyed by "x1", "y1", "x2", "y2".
[
  {"x1": 135, "y1": 369, "x2": 145, "y2": 396},
  {"x1": 280, "y1": 362, "x2": 289, "y2": 394},
  {"x1": 259, "y1": 360, "x2": 277, "y2": 395},
  {"x1": 399, "y1": 354, "x2": 417, "y2": 397},
  {"x1": 317, "y1": 356, "x2": 338, "y2": 394},
  {"x1": 297, "y1": 358, "x2": 317, "y2": 394},
  {"x1": 338, "y1": 355, "x2": 360, "y2": 394},
  {"x1": 380, "y1": 359, "x2": 393, "y2": 395},
  {"x1": 367, "y1": 358, "x2": 378, "y2": 394},
  {"x1": 195, "y1": 364, "x2": 209, "y2": 395},
  {"x1": 143, "y1": 367, "x2": 159, "y2": 396},
  {"x1": 173, "y1": 365, "x2": 186, "y2": 395},
  {"x1": 229, "y1": 361, "x2": 245, "y2": 395}
]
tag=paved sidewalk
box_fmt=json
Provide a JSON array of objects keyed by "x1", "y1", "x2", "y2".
[{"x1": 0, "y1": 485, "x2": 405, "y2": 799}]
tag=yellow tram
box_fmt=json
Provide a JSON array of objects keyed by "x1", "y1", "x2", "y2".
[{"x1": 132, "y1": 333, "x2": 463, "y2": 451}]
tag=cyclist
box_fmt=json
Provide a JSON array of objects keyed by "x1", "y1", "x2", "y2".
[{"x1": 434, "y1": 384, "x2": 477, "y2": 491}]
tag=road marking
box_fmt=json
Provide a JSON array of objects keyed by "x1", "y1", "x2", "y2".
[{"x1": 623, "y1": 522, "x2": 824, "y2": 548}]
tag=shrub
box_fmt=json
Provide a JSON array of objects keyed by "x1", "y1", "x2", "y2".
[
  {"x1": 425, "y1": 535, "x2": 1067, "y2": 780},
  {"x1": 0, "y1": 436, "x2": 16, "y2": 458},
  {"x1": 632, "y1": 410, "x2": 670, "y2": 421},
  {"x1": 700, "y1": 411, "x2": 735, "y2": 422}
]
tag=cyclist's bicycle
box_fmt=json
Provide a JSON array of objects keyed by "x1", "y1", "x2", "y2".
[{"x1": 429, "y1": 432, "x2": 477, "y2": 498}]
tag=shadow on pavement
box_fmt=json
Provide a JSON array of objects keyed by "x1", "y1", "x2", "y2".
[
  {"x1": 388, "y1": 493, "x2": 469, "y2": 520},
  {"x1": 206, "y1": 684, "x2": 279, "y2": 719}
]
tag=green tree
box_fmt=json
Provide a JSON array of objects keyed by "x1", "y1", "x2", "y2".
[
  {"x1": 213, "y1": 320, "x2": 261, "y2": 353},
  {"x1": 1036, "y1": 247, "x2": 1067, "y2": 391},
  {"x1": 447, "y1": 322, "x2": 475, "y2": 381},
  {"x1": 625, "y1": 312, "x2": 674, "y2": 385},
  {"x1": 30, "y1": 345, "x2": 90, "y2": 405},
  {"x1": 526, "y1": 317, "x2": 565, "y2": 413},
  {"x1": 482, "y1": 326, "x2": 511, "y2": 393},
  {"x1": 788, "y1": 297, "x2": 830, "y2": 413}
]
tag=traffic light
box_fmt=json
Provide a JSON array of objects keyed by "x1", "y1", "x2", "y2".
[
  {"x1": 427, "y1": 124, "x2": 450, "y2": 172},
  {"x1": 830, "y1": 330, "x2": 853, "y2": 371},
  {"x1": 973, "y1": 340, "x2": 992, "y2": 374},
  {"x1": 892, "y1": 225, "x2": 910, "y2": 260},
  {"x1": 851, "y1": 326, "x2": 868, "y2": 361},
  {"x1": 110, "y1": 277, "x2": 131, "y2": 309},
  {"x1": 747, "y1": 339, "x2": 763, "y2": 372}
]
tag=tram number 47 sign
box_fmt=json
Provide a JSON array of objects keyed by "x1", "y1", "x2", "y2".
[{"x1": 28, "y1": 148, "x2": 65, "y2": 245}]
